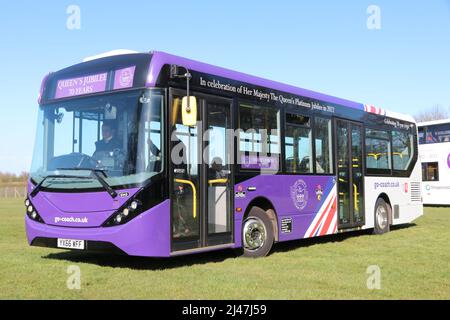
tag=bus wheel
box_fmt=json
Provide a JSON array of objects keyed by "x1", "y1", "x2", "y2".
[
  {"x1": 242, "y1": 207, "x2": 274, "y2": 258},
  {"x1": 373, "y1": 198, "x2": 390, "y2": 235}
]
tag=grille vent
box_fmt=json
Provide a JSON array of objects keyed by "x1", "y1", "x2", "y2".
[{"x1": 410, "y1": 182, "x2": 421, "y2": 202}]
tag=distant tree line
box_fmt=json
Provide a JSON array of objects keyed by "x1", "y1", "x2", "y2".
[
  {"x1": 0, "y1": 172, "x2": 28, "y2": 185},
  {"x1": 414, "y1": 104, "x2": 450, "y2": 122}
]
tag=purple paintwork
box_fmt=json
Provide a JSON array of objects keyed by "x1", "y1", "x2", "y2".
[
  {"x1": 233, "y1": 174, "x2": 336, "y2": 244},
  {"x1": 27, "y1": 181, "x2": 140, "y2": 228},
  {"x1": 26, "y1": 200, "x2": 171, "y2": 257},
  {"x1": 113, "y1": 66, "x2": 136, "y2": 90},
  {"x1": 38, "y1": 73, "x2": 51, "y2": 104},
  {"x1": 54, "y1": 72, "x2": 108, "y2": 99},
  {"x1": 146, "y1": 51, "x2": 364, "y2": 111},
  {"x1": 26, "y1": 174, "x2": 335, "y2": 256}
]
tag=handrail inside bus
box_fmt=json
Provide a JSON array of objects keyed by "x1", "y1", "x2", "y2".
[
  {"x1": 368, "y1": 152, "x2": 403, "y2": 160},
  {"x1": 353, "y1": 183, "x2": 359, "y2": 211},
  {"x1": 208, "y1": 178, "x2": 228, "y2": 185},
  {"x1": 175, "y1": 179, "x2": 197, "y2": 219},
  {"x1": 338, "y1": 179, "x2": 359, "y2": 211}
]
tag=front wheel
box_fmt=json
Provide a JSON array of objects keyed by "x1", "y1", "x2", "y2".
[
  {"x1": 242, "y1": 207, "x2": 274, "y2": 258},
  {"x1": 373, "y1": 198, "x2": 390, "y2": 234}
]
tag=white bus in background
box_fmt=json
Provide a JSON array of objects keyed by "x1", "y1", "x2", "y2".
[{"x1": 418, "y1": 119, "x2": 450, "y2": 206}]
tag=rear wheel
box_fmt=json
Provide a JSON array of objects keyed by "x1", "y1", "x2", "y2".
[
  {"x1": 373, "y1": 198, "x2": 390, "y2": 234},
  {"x1": 242, "y1": 207, "x2": 274, "y2": 258}
]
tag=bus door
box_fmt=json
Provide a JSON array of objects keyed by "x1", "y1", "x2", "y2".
[
  {"x1": 335, "y1": 119, "x2": 365, "y2": 229},
  {"x1": 170, "y1": 89, "x2": 233, "y2": 252}
]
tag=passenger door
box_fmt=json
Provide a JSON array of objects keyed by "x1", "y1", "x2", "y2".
[
  {"x1": 170, "y1": 89, "x2": 233, "y2": 252},
  {"x1": 335, "y1": 119, "x2": 365, "y2": 229}
]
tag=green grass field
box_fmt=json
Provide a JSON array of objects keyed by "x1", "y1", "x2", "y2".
[{"x1": 0, "y1": 198, "x2": 449, "y2": 299}]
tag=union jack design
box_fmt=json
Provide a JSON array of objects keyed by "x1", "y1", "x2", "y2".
[
  {"x1": 364, "y1": 104, "x2": 386, "y2": 116},
  {"x1": 304, "y1": 185, "x2": 337, "y2": 238}
]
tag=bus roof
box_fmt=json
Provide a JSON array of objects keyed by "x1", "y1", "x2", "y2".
[
  {"x1": 417, "y1": 118, "x2": 450, "y2": 127},
  {"x1": 147, "y1": 51, "x2": 415, "y2": 123}
]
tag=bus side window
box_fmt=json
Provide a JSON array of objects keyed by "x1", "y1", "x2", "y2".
[
  {"x1": 239, "y1": 104, "x2": 280, "y2": 171},
  {"x1": 365, "y1": 129, "x2": 391, "y2": 171},
  {"x1": 392, "y1": 130, "x2": 414, "y2": 171},
  {"x1": 422, "y1": 162, "x2": 439, "y2": 181},
  {"x1": 284, "y1": 113, "x2": 312, "y2": 174},
  {"x1": 314, "y1": 117, "x2": 333, "y2": 174},
  {"x1": 418, "y1": 127, "x2": 425, "y2": 145}
]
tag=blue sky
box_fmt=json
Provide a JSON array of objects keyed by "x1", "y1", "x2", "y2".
[{"x1": 0, "y1": 0, "x2": 449, "y2": 173}]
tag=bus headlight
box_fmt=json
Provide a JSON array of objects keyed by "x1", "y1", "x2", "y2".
[
  {"x1": 24, "y1": 197, "x2": 44, "y2": 223},
  {"x1": 103, "y1": 198, "x2": 143, "y2": 227},
  {"x1": 130, "y1": 201, "x2": 139, "y2": 210}
]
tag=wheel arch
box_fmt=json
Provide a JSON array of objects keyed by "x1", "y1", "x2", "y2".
[
  {"x1": 376, "y1": 192, "x2": 393, "y2": 225},
  {"x1": 243, "y1": 196, "x2": 279, "y2": 242}
]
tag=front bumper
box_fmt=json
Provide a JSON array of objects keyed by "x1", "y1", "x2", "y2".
[{"x1": 25, "y1": 200, "x2": 171, "y2": 257}]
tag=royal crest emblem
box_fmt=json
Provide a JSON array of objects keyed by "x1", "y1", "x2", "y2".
[{"x1": 290, "y1": 179, "x2": 309, "y2": 211}]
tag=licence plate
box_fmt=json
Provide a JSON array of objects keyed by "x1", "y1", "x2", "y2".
[{"x1": 57, "y1": 238, "x2": 85, "y2": 250}]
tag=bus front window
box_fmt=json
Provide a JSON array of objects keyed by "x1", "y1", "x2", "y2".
[{"x1": 30, "y1": 89, "x2": 164, "y2": 190}]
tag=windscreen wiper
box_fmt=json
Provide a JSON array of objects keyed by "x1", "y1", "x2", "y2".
[
  {"x1": 56, "y1": 168, "x2": 118, "y2": 199},
  {"x1": 30, "y1": 174, "x2": 92, "y2": 198}
]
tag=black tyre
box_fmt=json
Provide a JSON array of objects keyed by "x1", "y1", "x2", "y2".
[
  {"x1": 242, "y1": 207, "x2": 274, "y2": 258},
  {"x1": 373, "y1": 198, "x2": 390, "y2": 234}
]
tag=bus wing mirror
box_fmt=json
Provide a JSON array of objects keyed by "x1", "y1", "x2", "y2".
[{"x1": 181, "y1": 96, "x2": 197, "y2": 127}]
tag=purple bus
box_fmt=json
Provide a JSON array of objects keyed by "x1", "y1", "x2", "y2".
[{"x1": 26, "y1": 51, "x2": 423, "y2": 257}]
